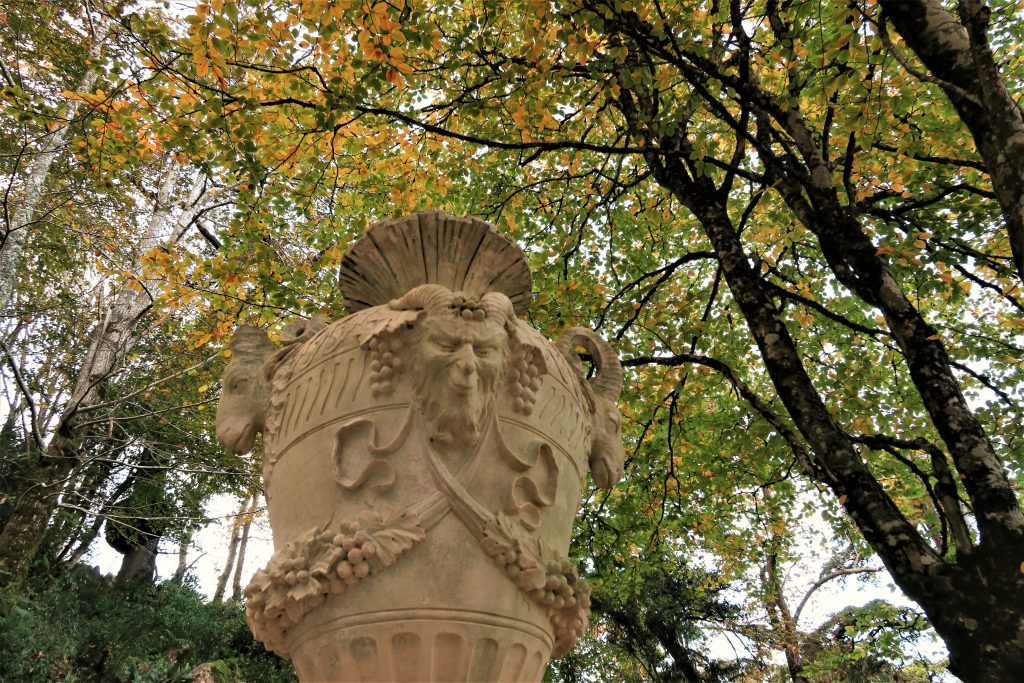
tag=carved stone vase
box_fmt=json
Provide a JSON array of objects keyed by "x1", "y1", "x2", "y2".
[{"x1": 215, "y1": 212, "x2": 626, "y2": 682}]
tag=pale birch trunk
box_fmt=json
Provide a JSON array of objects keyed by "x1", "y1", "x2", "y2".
[
  {"x1": 213, "y1": 493, "x2": 249, "y2": 602},
  {"x1": 0, "y1": 36, "x2": 105, "y2": 310},
  {"x1": 171, "y1": 528, "x2": 194, "y2": 585},
  {"x1": 0, "y1": 160, "x2": 215, "y2": 585},
  {"x1": 230, "y1": 493, "x2": 259, "y2": 601}
]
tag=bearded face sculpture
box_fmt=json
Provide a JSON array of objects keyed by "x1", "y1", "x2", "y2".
[
  {"x1": 377, "y1": 286, "x2": 521, "y2": 452},
  {"x1": 415, "y1": 313, "x2": 506, "y2": 449}
]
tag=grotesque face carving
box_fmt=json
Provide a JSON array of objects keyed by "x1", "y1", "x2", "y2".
[
  {"x1": 413, "y1": 307, "x2": 509, "y2": 450},
  {"x1": 376, "y1": 285, "x2": 520, "y2": 451},
  {"x1": 554, "y1": 326, "x2": 626, "y2": 489},
  {"x1": 589, "y1": 402, "x2": 625, "y2": 488},
  {"x1": 216, "y1": 326, "x2": 274, "y2": 455}
]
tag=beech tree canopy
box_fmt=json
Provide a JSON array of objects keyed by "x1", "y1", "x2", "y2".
[{"x1": 1, "y1": 0, "x2": 1022, "y2": 680}]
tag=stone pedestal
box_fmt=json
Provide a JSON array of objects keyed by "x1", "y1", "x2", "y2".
[{"x1": 216, "y1": 212, "x2": 625, "y2": 682}]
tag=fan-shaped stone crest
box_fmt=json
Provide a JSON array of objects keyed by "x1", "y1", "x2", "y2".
[{"x1": 338, "y1": 211, "x2": 533, "y2": 315}]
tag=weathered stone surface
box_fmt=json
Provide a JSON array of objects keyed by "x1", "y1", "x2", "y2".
[
  {"x1": 216, "y1": 212, "x2": 625, "y2": 682},
  {"x1": 338, "y1": 211, "x2": 534, "y2": 316}
]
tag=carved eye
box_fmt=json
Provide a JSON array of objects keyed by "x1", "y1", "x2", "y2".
[
  {"x1": 230, "y1": 377, "x2": 250, "y2": 392},
  {"x1": 473, "y1": 344, "x2": 493, "y2": 357}
]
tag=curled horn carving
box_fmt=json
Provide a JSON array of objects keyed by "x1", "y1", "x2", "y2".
[
  {"x1": 557, "y1": 326, "x2": 625, "y2": 489},
  {"x1": 389, "y1": 284, "x2": 453, "y2": 313},
  {"x1": 481, "y1": 291, "x2": 517, "y2": 326},
  {"x1": 232, "y1": 325, "x2": 276, "y2": 360},
  {"x1": 555, "y1": 327, "x2": 624, "y2": 400}
]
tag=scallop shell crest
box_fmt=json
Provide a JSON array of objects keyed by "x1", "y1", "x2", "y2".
[{"x1": 338, "y1": 211, "x2": 533, "y2": 315}]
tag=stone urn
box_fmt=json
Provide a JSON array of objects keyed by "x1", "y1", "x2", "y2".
[{"x1": 216, "y1": 212, "x2": 625, "y2": 682}]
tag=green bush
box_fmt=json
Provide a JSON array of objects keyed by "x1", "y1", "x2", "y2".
[{"x1": 0, "y1": 565, "x2": 295, "y2": 683}]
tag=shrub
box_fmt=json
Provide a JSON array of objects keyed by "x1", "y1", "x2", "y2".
[{"x1": 0, "y1": 565, "x2": 295, "y2": 682}]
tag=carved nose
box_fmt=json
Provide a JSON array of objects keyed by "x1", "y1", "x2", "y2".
[{"x1": 450, "y1": 346, "x2": 477, "y2": 388}]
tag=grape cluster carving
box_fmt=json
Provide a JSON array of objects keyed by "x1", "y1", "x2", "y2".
[
  {"x1": 508, "y1": 348, "x2": 544, "y2": 415},
  {"x1": 244, "y1": 506, "x2": 424, "y2": 656},
  {"x1": 365, "y1": 336, "x2": 403, "y2": 397},
  {"x1": 480, "y1": 515, "x2": 591, "y2": 656}
]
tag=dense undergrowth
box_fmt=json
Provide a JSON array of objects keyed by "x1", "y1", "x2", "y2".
[{"x1": 0, "y1": 565, "x2": 296, "y2": 683}]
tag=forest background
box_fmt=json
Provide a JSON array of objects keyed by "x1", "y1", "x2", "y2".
[{"x1": 1, "y1": 0, "x2": 1022, "y2": 681}]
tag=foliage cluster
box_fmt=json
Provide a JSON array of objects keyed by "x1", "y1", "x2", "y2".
[{"x1": 0, "y1": 565, "x2": 295, "y2": 683}]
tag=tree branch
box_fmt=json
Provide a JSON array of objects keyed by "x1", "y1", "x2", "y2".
[
  {"x1": 624, "y1": 352, "x2": 817, "y2": 476},
  {"x1": 793, "y1": 565, "x2": 885, "y2": 626},
  {"x1": 0, "y1": 337, "x2": 45, "y2": 450}
]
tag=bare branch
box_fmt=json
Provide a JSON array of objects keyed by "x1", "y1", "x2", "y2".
[
  {"x1": 71, "y1": 354, "x2": 219, "y2": 417},
  {"x1": 793, "y1": 566, "x2": 885, "y2": 626}
]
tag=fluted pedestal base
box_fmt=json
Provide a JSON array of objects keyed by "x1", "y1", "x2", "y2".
[{"x1": 288, "y1": 608, "x2": 552, "y2": 682}]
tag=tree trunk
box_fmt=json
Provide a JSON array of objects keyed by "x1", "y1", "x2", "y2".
[
  {"x1": 230, "y1": 493, "x2": 259, "y2": 601},
  {"x1": 0, "y1": 441, "x2": 77, "y2": 581},
  {"x1": 878, "y1": 0, "x2": 1024, "y2": 284},
  {"x1": 761, "y1": 551, "x2": 806, "y2": 683},
  {"x1": 0, "y1": 162, "x2": 212, "y2": 586},
  {"x1": 213, "y1": 493, "x2": 249, "y2": 602},
  {"x1": 0, "y1": 38, "x2": 105, "y2": 310},
  {"x1": 171, "y1": 528, "x2": 193, "y2": 585},
  {"x1": 114, "y1": 532, "x2": 160, "y2": 585}
]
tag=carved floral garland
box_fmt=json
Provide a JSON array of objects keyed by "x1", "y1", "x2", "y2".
[
  {"x1": 480, "y1": 513, "x2": 592, "y2": 657},
  {"x1": 244, "y1": 504, "x2": 591, "y2": 658},
  {"x1": 244, "y1": 504, "x2": 425, "y2": 655}
]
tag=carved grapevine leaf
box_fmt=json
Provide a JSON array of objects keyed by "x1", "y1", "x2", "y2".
[
  {"x1": 308, "y1": 545, "x2": 344, "y2": 579},
  {"x1": 263, "y1": 590, "x2": 286, "y2": 618},
  {"x1": 289, "y1": 576, "x2": 321, "y2": 606},
  {"x1": 357, "y1": 503, "x2": 426, "y2": 567},
  {"x1": 518, "y1": 566, "x2": 547, "y2": 591},
  {"x1": 480, "y1": 512, "x2": 518, "y2": 561},
  {"x1": 247, "y1": 568, "x2": 273, "y2": 595},
  {"x1": 370, "y1": 526, "x2": 425, "y2": 567}
]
